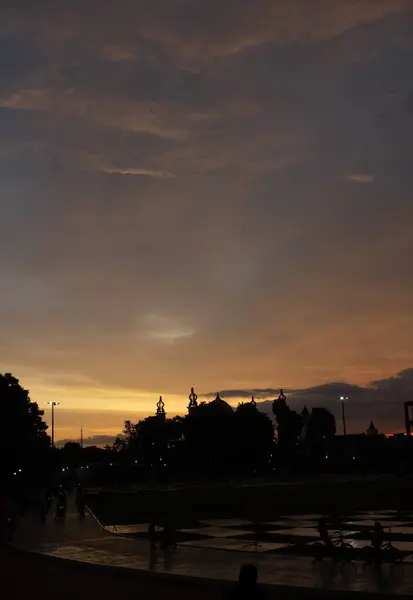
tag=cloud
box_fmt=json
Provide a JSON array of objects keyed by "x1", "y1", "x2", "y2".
[
  {"x1": 346, "y1": 173, "x2": 375, "y2": 184},
  {"x1": 1, "y1": 0, "x2": 408, "y2": 64},
  {"x1": 56, "y1": 434, "x2": 120, "y2": 447},
  {"x1": 100, "y1": 167, "x2": 175, "y2": 179},
  {"x1": 100, "y1": 46, "x2": 136, "y2": 63},
  {"x1": 142, "y1": 313, "x2": 198, "y2": 343},
  {"x1": 202, "y1": 388, "x2": 284, "y2": 399},
  {"x1": 206, "y1": 369, "x2": 413, "y2": 434},
  {"x1": 0, "y1": 89, "x2": 188, "y2": 140}
]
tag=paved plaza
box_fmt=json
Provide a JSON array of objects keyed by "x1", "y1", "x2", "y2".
[
  {"x1": 108, "y1": 510, "x2": 413, "y2": 560},
  {"x1": 10, "y1": 501, "x2": 413, "y2": 595}
]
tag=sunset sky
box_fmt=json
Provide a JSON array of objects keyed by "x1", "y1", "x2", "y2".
[{"x1": 1, "y1": 1, "x2": 413, "y2": 443}]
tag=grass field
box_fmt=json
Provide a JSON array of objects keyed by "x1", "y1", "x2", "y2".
[{"x1": 85, "y1": 475, "x2": 413, "y2": 527}]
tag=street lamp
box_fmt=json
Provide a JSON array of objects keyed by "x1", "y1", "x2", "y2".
[
  {"x1": 48, "y1": 401, "x2": 60, "y2": 448},
  {"x1": 339, "y1": 396, "x2": 348, "y2": 436}
]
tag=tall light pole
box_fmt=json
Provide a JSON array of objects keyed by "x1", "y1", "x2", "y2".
[
  {"x1": 339, "y1": 396, "x2": 348, "y2": 436},
  {"x1": 48, "y1": 401, "x2": 60, "y2": 448}
]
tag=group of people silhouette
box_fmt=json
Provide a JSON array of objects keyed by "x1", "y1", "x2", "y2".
[
  {"x1": 37, "y1": 483, "x2": 86, "y2": 523},
  {"x1": 317, "y1": 517, "x2": 385, "y2": 552}
]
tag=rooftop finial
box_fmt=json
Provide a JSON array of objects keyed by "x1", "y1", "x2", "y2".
[
  {"x1": 156, "y1": 395, "x2": 166, "y2": 419},
  {"x1": 188, "y1": 387, "x2": 198, "y2": 412}
]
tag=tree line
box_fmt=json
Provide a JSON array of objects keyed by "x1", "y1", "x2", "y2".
[{"x1": 2, "y1": 373, "x2": 336, "y2": 481}]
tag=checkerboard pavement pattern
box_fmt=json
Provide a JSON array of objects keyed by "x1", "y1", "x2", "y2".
[{"x1": 106, "y1": 510, "x2": 413, "y2": 559}]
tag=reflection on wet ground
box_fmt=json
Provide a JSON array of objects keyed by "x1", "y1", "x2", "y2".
[{"x1": 12, "y1": 504, "x2": 413, "y2": 595}]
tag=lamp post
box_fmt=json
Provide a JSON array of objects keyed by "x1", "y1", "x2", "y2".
[
  {"x1": 48, "y1": 401, "x2": 60, "y2": 448},
  {"x1": 339, "y1": 396, "x2": 348, "y2": 436}
]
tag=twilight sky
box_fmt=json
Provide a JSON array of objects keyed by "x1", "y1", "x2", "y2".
[{"x1": 1, "y1": 1, "x2": 413, "y2": 442}]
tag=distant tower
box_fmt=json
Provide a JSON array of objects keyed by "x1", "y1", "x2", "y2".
[
  {"x1": 366, "y1": 420, "x2": 379, "y2": 436},
  {"x1": 301, "y1": 406, "x2": 310, "y2": 420},
  {"x1": 404, "y1": 401, "x2": 413, "y2": 435},
  {"x1": 250, "y1": 395, "x2": 257, "y2": 408},
  {"x1": 273, "y1": 388, "x2": 287, "y2": 418},
  {"x1": 188, "y1": 387, "x2": 198, "y2": 413},
  {"x1": 80, "y1": 422, "x2": 83, "y2": 448},
  {"x1": 156, "y1": 396, "x2": 166, "y2": 420}
]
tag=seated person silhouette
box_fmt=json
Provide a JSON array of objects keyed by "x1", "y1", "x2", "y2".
[
  {"x1": 371, "y1": 521, "x2": 385, "y2": 551},
  {"x1": 317, "y1": 518, "x2": 333, "y2": 549},
  {"x1": 224, "y1": 564, "x2": 267, "y2": 599}
]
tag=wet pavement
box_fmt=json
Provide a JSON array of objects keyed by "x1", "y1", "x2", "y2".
[{"x1": 11, "y1": 502, "x2": 413, "y2": 596}]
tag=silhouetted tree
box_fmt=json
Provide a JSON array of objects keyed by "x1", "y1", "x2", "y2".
[
  {"x1": 61, "y1": 441, "x2": 82, "y2": 465},
  {"x1": 300, "y1": 407, "x2": 336, "y2": 464},
  {"x1": 112, "y1": 436, "x2": 128, "y2": 453},
  {"x1": 272, "y1": 391, "x2": 303, "y2": 459},
  {"x1": 0, "y1": 373, "x2": 50, "y2": 477},
  {"x1": 307, "y1": 407, "x2": 336, "y2": 441}
]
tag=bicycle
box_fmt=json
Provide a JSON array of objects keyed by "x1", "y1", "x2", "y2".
[
  {"x1": 363, "y1": 527, "x2": 403, "y2": 564},
  {"x1": 313, "y1": 530, "x2": 353, "y2": 560},
  {"x1": 331, "y1": 530, "x2": 353, "y2": 550}
]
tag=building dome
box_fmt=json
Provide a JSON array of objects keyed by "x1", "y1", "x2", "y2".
[{"x1": 209, "y1": 393, "x2": 234, "y2": 414}]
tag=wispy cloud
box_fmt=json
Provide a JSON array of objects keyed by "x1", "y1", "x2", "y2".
[
  {"x1": 346, "y1": 173, "x2": 375, "y2": 184},
  {"x1": 0, "y1": 89, "x2": 188, "y2": 140},
  {"x1": 143, "y1": 313, "x2": 197, "y2": 343},
  {"x1": 100, "y1": 167, "x2": 175, "y2": 179},
  {"x1": 1, "y1": 0, "x2": 407, "y2": 64}
]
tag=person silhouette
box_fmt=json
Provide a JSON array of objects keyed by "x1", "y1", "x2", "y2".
[
  {"x1": 55, "y1": 489, "x2": 67, "y2": 520},
  {"x1": 224, "y1": 564, "x2": 267, "y2": 599},
  {"x1": 372, "y1": 521, "x2": 385, "y2": 551},
  {"x1": 161, "y1": 523, "x2": 176, "y2": 549},
  {"x1": 148, "y1": 522, "x2": 156, "y2": 549},
  {"x1": 317, "y1": 518, "x2": 333, "y2": 549},
  {"x1": 75, "y1": 484, "x2": 85, "y2": 516}
]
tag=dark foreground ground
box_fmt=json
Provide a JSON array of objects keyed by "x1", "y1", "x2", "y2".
[{"x1": 1, "y1": 546, "x2": 224, "y2": 600}]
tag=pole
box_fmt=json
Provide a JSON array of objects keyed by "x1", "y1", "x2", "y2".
[
  {"x1": 52, "y1": 403, "x2": 55, "y2": 448},
  {"x1": 48, "y1": 401, "x2": 59, "y2": 448},
  {"x1": 341, "y1": 399, "x2": 347, "y2": 436}
]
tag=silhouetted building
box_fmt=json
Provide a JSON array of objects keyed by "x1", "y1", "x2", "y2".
[
  {"x1": 278, "y1": 389, "x2": 286, "y2": 402},
  {"x1": 210, "y1": 393, "x2": 234, "y2": 415},
  {"x1": 404, "y1": 401, "x2": 413, "y2": 435},
  {"x1": 366, "y1": 421, "x2": 379, "y2": 436}
]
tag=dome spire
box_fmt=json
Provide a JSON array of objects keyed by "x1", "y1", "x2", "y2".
[
  {"x1": 156, "y1": 395, "x2": 166, "y2": 420},
  {"x1": 188, "y1": 387, "x2": 198, "y2": 413}
]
